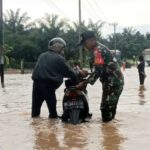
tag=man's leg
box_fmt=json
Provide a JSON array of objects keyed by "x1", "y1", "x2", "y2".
[
  {"x1": 32, "y1": 82, "x2": 44, "y2": 117},
  {"x1": 45, "y1": 86, "x2": 58, "y2": 118},
  {"x1": 139, "y1": 74, "x2": 145, "y2": 85},
  {"x1": 100, "y1": 83, "x2": 123, "y2": 122},
  {"x1": 100, "y1": 84, "x2": 113, "y2": 122},
  {"x1": 110, "y1": 85, "x2": 123, "y2": 119}
]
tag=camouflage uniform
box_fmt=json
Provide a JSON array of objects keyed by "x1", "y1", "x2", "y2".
[{"x1": 88, "y1": 43, "x2": 124, "y2": 122}]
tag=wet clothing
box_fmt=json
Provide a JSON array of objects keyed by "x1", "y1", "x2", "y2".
[
  {"x1": 32, "y1": 50, "x2": 77, "y2": 85},
  {"x1": 32, "y1": 50, "x2": 78, "y2": 117},
  {"x1": 139, "y1": 74, "x2": 145, "y2": 85},
  {"x1": 87, "y1": 43, "x2": 124, "y2": 122},
  {"x1": 101, "y1": 81, "x2": 123, "y2": 122},
  {"x1": 32, "y1": 81, "x2": 59, "y2": 118},
  {"x1": 137, "y1": 61, "x2": 145, "y2": 85}
]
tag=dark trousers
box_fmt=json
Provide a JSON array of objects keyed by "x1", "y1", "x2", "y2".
[
  {"x1": 100, "y1": 83, "x2": 123, "y2": 122},
  {"x1": 139, "y1": 73, "x2": 145, "y2": 85},
  {"x1": 32, "y1": 81, "x2": 60, "y2": 118}
]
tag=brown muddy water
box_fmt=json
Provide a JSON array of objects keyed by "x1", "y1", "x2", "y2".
[{"x1": 0, "y1": 67, "x2": 150, "y2": 150}]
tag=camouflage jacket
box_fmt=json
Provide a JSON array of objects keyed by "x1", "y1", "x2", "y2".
[{"x1": 88, "y1": 42, "x2": 124, "y2": 86}]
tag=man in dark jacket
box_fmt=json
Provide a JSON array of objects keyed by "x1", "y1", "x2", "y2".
[
  {"x1": 77, "y1": 31, "x2": 124, "y2": 122},
  {"x1": 32, "y1": 37, "x2": 84, "y2": 118}
]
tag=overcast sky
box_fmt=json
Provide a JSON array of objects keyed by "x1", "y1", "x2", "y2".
[{"x1": 3, "y1": 0, "x2": 150, "y2": 35}]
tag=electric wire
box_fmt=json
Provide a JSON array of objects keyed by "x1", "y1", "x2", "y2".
[
  {"x1": 94, "y1": 0, "x2": 111, "y2": 22},
  {"x1": 43, "y1": 0, "x2": 70, "y2": 20},
  {"x1": 86, "y1": 0, "x2": 102, "y2": 20},
  {"x1": 81, "y1": 1, "x2": 98, "y2": 19}
]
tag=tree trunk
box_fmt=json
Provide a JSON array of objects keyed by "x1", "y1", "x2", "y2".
[{"x1": 20, "y1": 59, "x2": 24, "y2": 74}]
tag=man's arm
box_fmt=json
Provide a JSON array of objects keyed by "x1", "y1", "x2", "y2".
[{"x1": 59, "y1": 57, "x2": 78, "y2": 79}]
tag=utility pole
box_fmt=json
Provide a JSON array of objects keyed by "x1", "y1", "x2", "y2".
[
  {"x1": 110, "y1": 22, "x2": 118, "y2": 56},
  {"x1": 78, "y1": 0, "x2": 83, "y2": 66},
  {"x1": 0, "y1": 0, "x2": 4, "y2": 88}
]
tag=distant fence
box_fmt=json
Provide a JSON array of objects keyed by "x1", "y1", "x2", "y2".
[
  {"x1": 5, "y1": 60, "x2": 36, "y2": 69},
  {"x1": 24, "y1": 62, "x2": 36, "y2": 69}
]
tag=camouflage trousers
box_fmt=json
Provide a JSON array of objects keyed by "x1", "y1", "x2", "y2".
[{"x1": 100, "y1": 82, "x2": 123, "y2": 122}]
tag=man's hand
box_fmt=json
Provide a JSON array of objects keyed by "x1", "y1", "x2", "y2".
[
  {"x1": 79, "y1": 70, "x2": 88, "y2": 78},
  {"x1": 76, "y1": 81, "x2": 87, "y2": 90}
]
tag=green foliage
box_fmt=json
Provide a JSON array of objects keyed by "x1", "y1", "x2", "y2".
[
  {"x1": 107, "y1": 27, "x2": 148, "y2": 60},
  {"x1": 12, "y1": 40, "x2": 40, "y2": 61},
  {"x1": 3, "y1": 9, "x2": 150, "y2": 69}
]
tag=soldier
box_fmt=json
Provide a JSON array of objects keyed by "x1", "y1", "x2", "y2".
[{"x1": 77, "y1": 31, "x2": 124, "y2": 122}]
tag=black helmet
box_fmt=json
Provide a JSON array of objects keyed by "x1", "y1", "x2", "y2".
[{"x1": 77, "y1": 31, "x2": 96, "y2": 46}]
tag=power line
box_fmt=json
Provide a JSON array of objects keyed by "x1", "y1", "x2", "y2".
[
  {"x1": 43, "y1": 0, "x2": 55, "y2": 10},
  {"x1": 43, "y1": 0, "x2": 61, "y2": 15},
  {"x1": 43, "y1": 0, "x2": 70, "y2": 20},
  {"x1": 81, "y1": 1, "x2": 97, "y2": 19},
  {"x1": 86, "y1": 0, "x2": 101, "y2": 19},
  {"x1": 47, "y1": 0, "x2": 64, "y2": 15},
  {"x1": 94, "y1": 0, "x2": 111, "y2": 22},
  {"x1": 47, "y1": 0, "x2": 70, "y2": 19}
]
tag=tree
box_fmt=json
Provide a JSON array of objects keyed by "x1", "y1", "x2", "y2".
[
  {"x1": 4, "y1": 9, "x2": 34, "y2": 61},
  {"x1": 145, "y1": 33, "x2": 150, "y2": 48},
  {"x1": 4, "y1": 8, "x2": 32, "y2": 33},
  {"x1": 87, "y1": 19, "x2": 105, "y2": 41},
  {"x1": 107, "y1": 27, "x2": 147, "y2": 60},
  {"x1": 38, "y1": 14, "x2": 69, "y2": 37},
  {"x1": 36, "y1": 14, "x2": 70, "y2": 53}
]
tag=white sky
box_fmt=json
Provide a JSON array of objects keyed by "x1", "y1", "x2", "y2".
[{"x1": 3, "y1": 0, "x2": 150, "y2": 35}]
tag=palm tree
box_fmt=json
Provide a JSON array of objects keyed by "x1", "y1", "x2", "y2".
[
  {"x1": 38, "y1": 14, "x2": 69, "y2": 38},
  {"x1": 4, "y1": 8, "x2": 33, "y2": 33},
  {"x1": 87, "y1": 19, "x2": 105, "y2": 40},
  {"x1": 72, "y1": 20, "x2": 88, "y2": 33},
  {"x1": 4, "y1": 8, "x2": 34, "y2": 50},
  {"x1": 3, "y1": 8, "x2": 35, "y2": 65}
]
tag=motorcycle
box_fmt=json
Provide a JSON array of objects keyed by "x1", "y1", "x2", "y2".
[{"x1": 61, "y1": 72, "x2": 97, "y2": 124}]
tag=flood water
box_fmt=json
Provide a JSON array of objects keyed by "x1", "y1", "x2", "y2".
[{"x1": 0, "y1": 67, "x2": 150, "y2": 150}]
